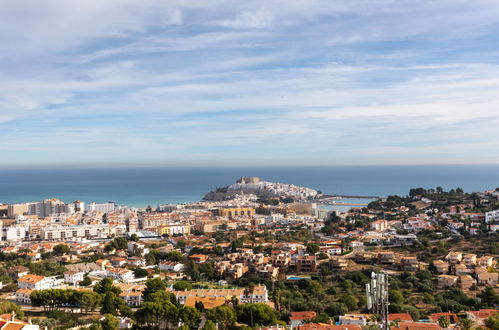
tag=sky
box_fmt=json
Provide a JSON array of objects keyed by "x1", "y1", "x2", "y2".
[{"x1": 2, "y1": 0, "x2": 499, "y2": 167}]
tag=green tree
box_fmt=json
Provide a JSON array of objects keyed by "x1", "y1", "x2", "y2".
[
  {"x1": 79, "y1": 275, "x2": 92, "y2": 287},
  {"x1": 79, "y1": 291, "x2": 102, "y2": 314},
  {"x1": 101, "y1": 292, "x2": 117, "y2": 316},
  {"x1": 203, "y1": 320, "x2": 217, "y2": 330},
  {"x1": 179, "y1": 306, "x2": 200, "y2": 328},
  {"x1": 134, "y1": 268, "x2": 148, "y2": 278},
  {"x1": 100, "y1": 314, "x2": 119, "y2": 330},
  {"x1": 389, "y1": 289, "x2": 404, "y2": 305},
  {"x1": 458, "y1": 318, "x2": 474, "y2": 330},
  {"x1": 438, "y1": 316, "x2": 450, "y2": 329},
  {"x1": 344, "y1": 295, "x2": 359, "y2": 311},
  {"x1": 173, "y1": 281, "x2": 192, "y2": 291},
  {"x1": 206, "y1": 305, "x2": 236, "y2": 329},
  {"x1": 306, "y1": 243, "x2": 320, "y2": 255},
  {"x1": 53, "y1": 244, "x2": 70, "y2": 256},
  {"x1": 480, "y1": 286, "x2": 499, "y2": 307},
  {"x1": 485, "y1": 313, "x2": 499, "y2": 329},
  {"x1": 143, "y1": 278, "x2": 167, "y2": 301},
  {"x1": 94, "y1": 278, "x2": 121, "y2": 295},
  {"x1": 237, "y1": 303, "x2": 278, "y2": 327}
]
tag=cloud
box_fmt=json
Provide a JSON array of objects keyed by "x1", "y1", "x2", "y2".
[
  {"x1": 2, "y1": 0, "x2": 499, "y2": 166},
  {"x1": 214, "y1": 8, "x2": 274, "y2": 29}
]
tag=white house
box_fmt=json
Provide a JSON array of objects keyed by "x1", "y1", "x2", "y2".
[
  {"x1": 64, "y1": 271, "x2": 85, "y2": 286},
  {"x1": 18, "y1": 274, "x2": 54, "y2": 290},
  {"x1": 485, "y1": 210, "x2": 499, "y2": 223},
  {"x1": 159, "y1": 261, "x2": 184, "y2": 272}
]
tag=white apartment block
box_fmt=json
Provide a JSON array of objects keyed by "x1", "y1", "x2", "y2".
[
  {"x1": 2, "y1": 224, "x2": 27, "y2": 241},
  {"x1": 40, "y1": 224, "x2": 110, "y2": 240},
  {"x1": 86, "y1": 202, "x2": 116, "y2": 213},
  {"x1": 485, "y1": 210, "x2": 499, "y2": 223}
]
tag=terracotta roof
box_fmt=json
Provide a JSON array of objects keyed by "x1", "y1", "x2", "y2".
[
  {"x1": 290, "y1": 311, "x2": 317, "y2": 321},
  {"x1": 388, "y1": 313, "x2": 413, "y2": 322},
  {"x1": 18, "y1": 274, "x2": 45, "y2": 284}
]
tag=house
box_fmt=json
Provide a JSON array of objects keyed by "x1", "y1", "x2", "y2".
[
  {"x1": 64, "y1": 271, "x2": 85, "y2": 286},
  {"x1": 126, "y1": 257, "x2": 145, "y2": 267},
  {"x1": 378, "y1": 252, "x2": 396, "y2": 264},
  {"x1": 159, "y1": 261, "x2": 184, "y2": 272},
  {"x1": 454, "y1": 264, "x2": 472, "y2": 276},
  {"x1": 120, "y1": 290, "x2": 143, "y2": 307},
  {"x1": 388, "y1": 314, "x2": 413, "y2": 322},
  {"x1": 6, "y1": 266, "x2": 29, "y2": 280},
  {"x1": 445, "y1": 252, "x2": 462, "y2": 264},
  {"x1": 331, "y1": 258, "x2": 348, "y2": 270},
  {"x1": 433, "y1": 260, "x2": 449, "y2": 274},
  {"x1": 256, "y1": 264, "x2": 279, "y2": 281},
  {"x1": 459, "y1": 275, "x2": 476, "y2": 290},
  {"x1": 477, "y1": 272, "x2": 498, "y2": 286},
  {"x1": 391, "y1": 322, "x2": 440, "y2": 330},
  {"x1": 320, "y1": 245, "x2": 342, "y2": 256},
  {"x1": 106, "y1": 268, "x2": 135, "y2": 283},
  {"x1": 290, "y1": 311, "x2": 317, "y2": 328},
  {"x1": 370, "y1": 220, "x2": 389, "y2": 231},
  {"x1": 110, "y1": 257, "x2": 127, "y2": 267},
  {"x1": 188, "y1": 254, "x2": 209, "y2": 263},
  {"x1": 298, "y1": 325, "x2": 361, "y2": 330},
  {"x1": 0, "y1": 313, "x2": 40, "y2": 330},
  {"x1": 294, "y1": 256, "x2": 318, "y2": 273},
  {"x1": 18, "y1": 274, "x2": 53, "y2": 290},
  {"x1": 465, "y1": 309, "x2": 499, "y2": 326},
  {"x1": 437, "y1": 275, "x2": 458, "y2": 288},
  {"x1": 462, "y1": 254, "x2": 477, "y2": 267},
  {"x1": 15, "y1": 288, "x2": 33, "y2": 304},
  {"x1": 339, "y1": 314, "x2": 370, "y2": 326},
  {"x1": 400, "y1": 257, "x2": 419, "y2": 272},
  {"x1": 478, "y1": 256, "x2": 495, "y2": 267},
  {"x1": 428, "y1": 312, "x2": 459, "y2": 324}
]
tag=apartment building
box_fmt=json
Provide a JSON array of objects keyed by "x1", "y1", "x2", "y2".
[{"x1": 39, "y1": 224, "x2": 111, "y2": 240}]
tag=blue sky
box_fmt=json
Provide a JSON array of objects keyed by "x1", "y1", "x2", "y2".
[{"x1": 2, "y1": 0, "x2": 499, "y2": 167}]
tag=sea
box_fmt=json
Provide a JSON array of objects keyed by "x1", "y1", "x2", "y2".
[{"x1": 0, "y1": 165, "x2": 498, "y2": 208}]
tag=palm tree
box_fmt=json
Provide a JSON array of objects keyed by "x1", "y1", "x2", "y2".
[
  {"x1": 438, "y1": 316, "x2": 450, "y2": 329},
  {"x1": 459, "y1": 318, "x2": 474, "y2": 330}
]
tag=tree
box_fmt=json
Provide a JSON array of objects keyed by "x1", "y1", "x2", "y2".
[
  {"x1": 344, "y1": 295, "x2": 359, "y2": 311},
  {"x1": 134, "y1": 268, "x2": 149, "y2": 278},
  {"x1": 0, "y1": 300, "x2": 24, "y2": 318},
  {"x1": 79, "y1": 275, "x2": 92, "y2": 287},
  {"x1": 100, "y1": 314, "x2": 119, "y2": 330},
  {"x1": 438, "y1": 316, "x2": 450, "y2": 329},
  {"x1": 80, "y1": 291, "x2": 102, "y2": 314},
  {"x1": 206, "y1": 305, "x2": 236, "y2": 329},
  {"x1": 485, "y1": 313, "x2": 499, "y2": 329},
  {"x1": 389, "y1": 289, "x2": 404, "y2": 305},
  {"x1": 173, "y1": 281, "x2": 192, "y2": 291},
  {"x1": 237, "y1": 303, "x2": 278, "y2": 327},
  {"x1": 306, "y1": 243, "x2": 320, "y2": 255},
  {"x1": 179, "y1": 306, "x2": 200, "y2": 328},
  {"x1": 101, "y1": 292, "x2": 117, "y2": 316},
  {"x1": 53, "y1": 244, "x2": 70, "y2": 256},
  {"x1": 94, "y1": 278, "x2": 121, "y2": 295},
  {"x1": 145, "y1": 253, "x2": 157, "y2": 266},
  {"x1": 143, "y1": 278, "x2": 167, "y2": 301},
  {"x1": 129, "y1": 233, "x2": 139, "y2": 242},
  {"x1": 203, "y1": 320, "x2": 217, "y2": 330},
  {"x1": 479, "y1": 286, "x2": 499, "y2": 307},
  {"x1": 458, "y1": 318, "x2": 474, "y2": 330}
]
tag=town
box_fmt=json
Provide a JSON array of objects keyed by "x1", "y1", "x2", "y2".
[{"x1": 0, "y1": 179, "x2": 497, "y2": 330}]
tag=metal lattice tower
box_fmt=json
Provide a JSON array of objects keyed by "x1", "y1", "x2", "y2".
[{"x1": 366, "y1": 272, "x2": 389, "y2": 330}]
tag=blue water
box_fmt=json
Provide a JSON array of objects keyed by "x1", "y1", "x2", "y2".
[{"x1": 0, "y1": 165, "x2": 498, "y2": 207}]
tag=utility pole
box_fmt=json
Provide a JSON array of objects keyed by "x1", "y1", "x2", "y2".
[{"x1": 366, "y1": 272, "x2": 389, "y2": 330}]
